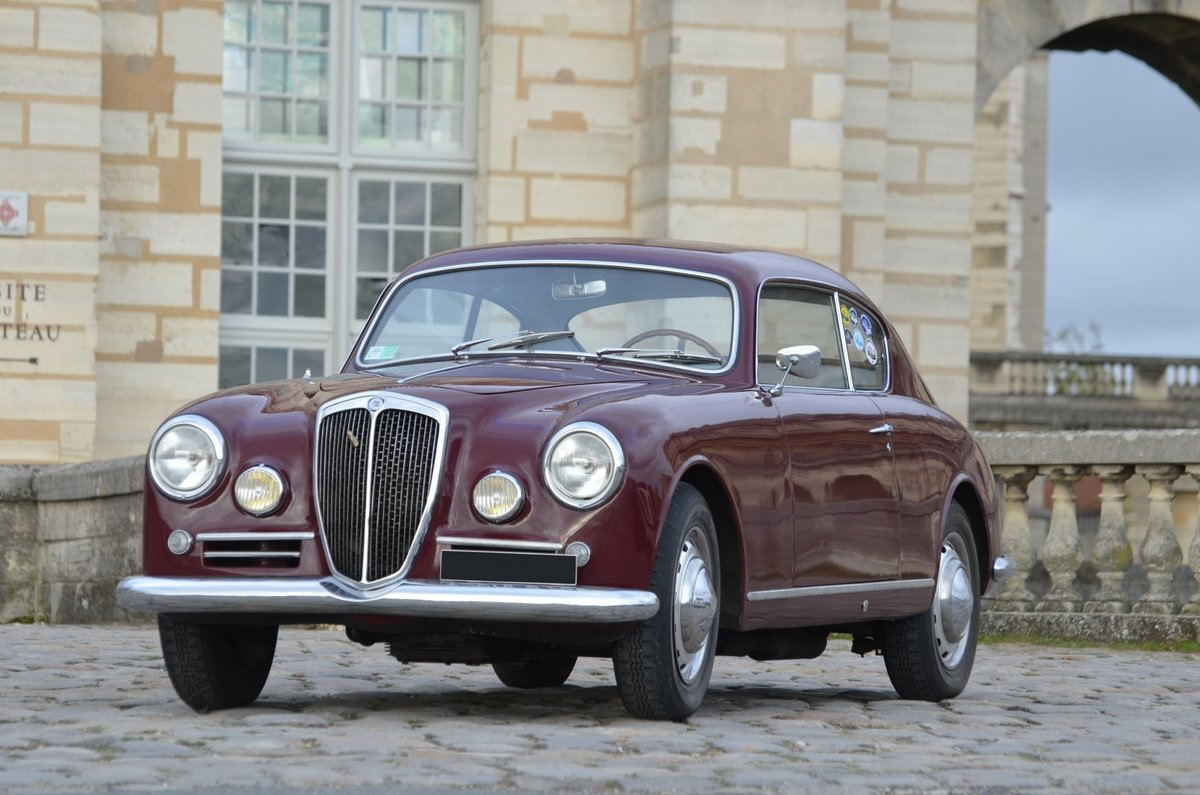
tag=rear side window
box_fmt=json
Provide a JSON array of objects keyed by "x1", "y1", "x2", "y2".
[{"x1": 838, "y1": 299, "x2": 887, "y2": 391}]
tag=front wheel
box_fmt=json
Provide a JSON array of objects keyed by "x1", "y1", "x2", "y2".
[
  {"x1": 614, "y1": 483, "x2": 720, "y2": 721},
  {"x1": 882, "y1": 503, "x2": 980, "y2": 701},
  {"x1": 158, "y1": 616, "x2": 277, "y2": 712}
]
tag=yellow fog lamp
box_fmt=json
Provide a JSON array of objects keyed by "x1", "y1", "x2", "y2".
[{"x1": 234, "y1": 465, "x2": 286, "y2": 516}]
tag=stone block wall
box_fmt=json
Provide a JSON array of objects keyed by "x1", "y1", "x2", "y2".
[
  {"x1": 0, "y1": 0, "x2": 103, "y2": 463},
  {"x1": 94, "y1": 0, "x2": 223, "y2": 458},
  {"x1": 478, "y1": 0, "x2": 985, "y2": 420},
  {"x1": 0, "y1": 456, "x2": 142, "y2": 624},
  {"x1": 0, "y1": 0, "x2": 222, "y2": 465}
]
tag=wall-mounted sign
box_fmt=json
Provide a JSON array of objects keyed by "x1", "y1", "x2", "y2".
[{"x1": 0, "y1": 191, "x2": 29, "y2": 237}]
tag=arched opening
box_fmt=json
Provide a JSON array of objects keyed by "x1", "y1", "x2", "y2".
[{"x1": 970, "y1": 9, "x2": 1200, "y2": 431}]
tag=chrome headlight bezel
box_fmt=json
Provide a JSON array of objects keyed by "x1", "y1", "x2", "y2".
[
  {"x1": 147, "y1": 414, "x2": 227, "y2": 502},
  {"x1": 472, "y1": 471, "x2": 526, "y2": 523},
  {"x1": 542, "y1": 422, "x2": 626, "y2": 510}
]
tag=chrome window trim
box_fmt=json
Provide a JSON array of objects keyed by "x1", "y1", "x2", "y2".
[
  {"x1": 350, "y1": 258, "x2": 741, "y2": 377},
  {"x1": 746, "y1": 578, "x2": 934, "y2": 602},
  {"x1": 836, "y1": 294, "x2": 893, "y2": 394},
  {"x1": 312, "y1": 390, "x2": 449, "y2": 590},
  {"x1": 753, "y1": 279, "x2": 893, "y2": 395},
  {"x1": 831, "y1": 292, "x2": 855, "y2": 389}
]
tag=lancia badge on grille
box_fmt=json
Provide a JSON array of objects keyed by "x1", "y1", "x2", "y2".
[{"x1": 347, "y1": 430, "x2": 360, "y2": 448}]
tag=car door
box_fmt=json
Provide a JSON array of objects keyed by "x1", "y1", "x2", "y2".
[{"x1": 756, "y1": 284, "x2": 901, "y2": 587}]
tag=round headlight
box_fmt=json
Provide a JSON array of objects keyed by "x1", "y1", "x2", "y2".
[
  {"x1": 472, "y1": 472, "x2": 525, "y2": 522},
  {"x1": 235, "y1": 465, "x2": 286, "y2": 516},
  {"x1": 148, "y1": 415, "x2": 226, "y2": 501},
  {"x1": 542, "y1": 423, "x2": 625, "y2": 509}
]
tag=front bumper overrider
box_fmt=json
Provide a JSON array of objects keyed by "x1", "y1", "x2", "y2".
[{"x1": 116, "y1": 576, "x2": 660, "y2": 623}]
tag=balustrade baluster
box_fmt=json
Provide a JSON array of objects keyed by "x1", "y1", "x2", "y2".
[
  {"x1": 1182, "y1": 464, "x2": 1200, "y2": 616},
  {"x1": 1084, "y1": 465, "x2": 1133, "y2": 614},
  {"x1": 990, "y1": 466, "x2": 1039, "y2": 611},
  {"x1": 1132, "y1": 465, "x2": 1184, "y2": 615},
  {"x1": 1036, "y1": 465, "x2": 1084, "y2": 613}
]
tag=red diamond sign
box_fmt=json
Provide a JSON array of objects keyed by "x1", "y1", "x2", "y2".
[{"x1": 0, "y1": 191, "x2": 28, "y2": 237}]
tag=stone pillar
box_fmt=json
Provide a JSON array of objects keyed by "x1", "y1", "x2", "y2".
[
  {"x1": 1132, "y1": 465, "x2": 1183, "y2": 615},
  {"x1": 1084, "y1": 465, "x2": 1133, "y2": 614},
  {"x1": 1184, "y1": 464, "x2": 1200, "y2": 616},
  {"x1": 1036, "y1": 465, "x2": 1083, "y2": 613},
  {"x1": 990, "y1": 465, "x2": 1038, "y2": 611}
]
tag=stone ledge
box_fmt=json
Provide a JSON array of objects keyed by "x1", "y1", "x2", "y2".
[
  {"x1": 0, "y1": 466, "x2": 35, "y2": 500},
  {"x1": 982, "y1": 611, "x2": 1200, "y2": 644},
  {"x1": 31, "y1": 455, "x2": 142, "y2": 502},
  {"x1": 977, "y1": 429, "x2": 1200, "y2": 467}
]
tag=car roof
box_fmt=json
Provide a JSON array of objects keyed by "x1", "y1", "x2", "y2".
[{"x1": 406, "y1": 238, "x2": 871, "y2": 304}]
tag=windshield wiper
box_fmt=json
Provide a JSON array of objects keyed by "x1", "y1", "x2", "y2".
[
  {"x1": 596, "y1": 347, "x2": 723, "y2": 365},
  {"x1": 487, "y1": 330, "x2": 576, "y2": 351},
  {"x1": 450, "y1": 336, "x2": 494, "y2": 357}
]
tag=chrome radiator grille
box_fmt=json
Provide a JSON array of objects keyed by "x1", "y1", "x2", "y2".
[{"x1": 315, "y1": 400, "x2": 442, "y2": 585}]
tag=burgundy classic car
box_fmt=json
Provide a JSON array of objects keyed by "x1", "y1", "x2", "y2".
[{"x1": 118, "y1": 239, "x2": 1012, "y2": 721}]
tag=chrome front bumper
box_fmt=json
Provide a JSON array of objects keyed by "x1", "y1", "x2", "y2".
[
  {"x1": 985, "y1": 555, "x2": 1018, "y2": 595},
  {"x1": 116, "y1": 576, "x2": 660, "y2": 624}
]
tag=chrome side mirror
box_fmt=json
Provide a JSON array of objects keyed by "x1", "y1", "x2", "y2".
[{"x1": 768, "y1": 345, "x2": 821, "y2": 396}]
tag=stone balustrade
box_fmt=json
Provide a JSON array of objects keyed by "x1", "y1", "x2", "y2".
[
  {"x1": 972, "y1": 350, "x2": 1200, "y2": 401},
  {"x1": 978, "y1": 430, "x2": 1200, "y2": 642},
  {"x1": 971, "y1": 352, "x2": 1200, "y2": 430}
]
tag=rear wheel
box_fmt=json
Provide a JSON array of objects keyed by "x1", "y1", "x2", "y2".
[
  {"x1": 882, "y1": 503, "x2": 979, "y2": 701},
  {"x1": 492, "y1": 656, "x2": 577, "y2": 689},
  {"x1": 613, "y1": 483, "x2": 719, "y2": 721},
  {"x1": 158, "y1": 615, "x2": 277, "y2": 712}
]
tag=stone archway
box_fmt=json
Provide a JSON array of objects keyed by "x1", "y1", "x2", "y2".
[
  {"x1": 977, "y1": 1, "x2": 1200, "y2": 112},
  {"x1": 970, "y1": 2, "x2": 1200, "y2": 357}
]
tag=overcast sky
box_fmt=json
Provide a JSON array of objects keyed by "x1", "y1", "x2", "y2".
[{"x1": 1045, "y1": 51, "x2": 1200, "y2": 357}]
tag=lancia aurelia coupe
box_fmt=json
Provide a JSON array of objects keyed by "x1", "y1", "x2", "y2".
[{"x1": 118, "y1": 239, "x2": 1011, "y2": 721}]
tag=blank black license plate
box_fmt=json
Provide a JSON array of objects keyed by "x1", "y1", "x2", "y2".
[{"x1": 440, "y1": 549, "x2": 577, "y2": 586}]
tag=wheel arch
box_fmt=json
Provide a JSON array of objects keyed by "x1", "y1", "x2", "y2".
[
  {"x1": 949, "y1": 478, "x2": 991, "y2": 593},
  {"x1": 678, "y1": 462, "x2": 744, "y2": 630}
]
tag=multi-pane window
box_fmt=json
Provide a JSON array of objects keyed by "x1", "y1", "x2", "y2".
[
  {"x1": 357, "y1": 3, "x2": 469, "y2": 151},
  {"x1": 221, "y1": 171, "x2": 329, "y2": 319},
  {"x1": 224, "y1": 0, "x2": 333, "y2": 143},
  {"x1": 220, "y1": 1, "x2": 475, "y2": 389},
  {"x1": 219, "y1": 344, "x2": 326, "y2": 389},
  {"x1": 354, "y1": 176, "x2": 465, "y2": 319}
]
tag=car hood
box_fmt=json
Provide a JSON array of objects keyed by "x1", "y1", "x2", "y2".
[
  {"x1": 335, "y1": 358, "x2": 653, "y2": 395},
  {"x1": 176, "y1": 358, "x2": 705, "y2": 429}
]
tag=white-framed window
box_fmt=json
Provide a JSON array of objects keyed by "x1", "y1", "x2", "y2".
[
  {"x1": 223, "y1": 0, "x2": 334, "y2": 145},
  {"x1": 219, "y1": 0, "x2": 476, "y2": 387},
  {"x1": 353, "y1": 173, "x2": 466, "y2": 319},
  {"x1": 356, "y1": 2, "x2": 471, "y2": 154}
]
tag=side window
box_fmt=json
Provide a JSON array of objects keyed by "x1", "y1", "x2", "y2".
[
  {"x1": 838, "y1": 299, "x2": 887, "y2": 391},
  {"x1": 757, "y1": 286, "x2": 847, "y2": 389}
]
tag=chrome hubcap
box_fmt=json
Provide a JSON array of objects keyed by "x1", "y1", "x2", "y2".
[
  {"x1": 932, "y1": 539, "x2": 974, "y2": 670},
  {"x1": 673, "y1": 526, "x2": 716, "y2": 685}
]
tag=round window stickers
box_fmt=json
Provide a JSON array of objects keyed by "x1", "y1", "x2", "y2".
[{"x1": 865, "y1": 338, "x2": 879, "y2": 366}]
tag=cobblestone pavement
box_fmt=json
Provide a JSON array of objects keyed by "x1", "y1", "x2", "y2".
[{"x1": 1, "y1": 625, "x2": 1198, "y2": 793}]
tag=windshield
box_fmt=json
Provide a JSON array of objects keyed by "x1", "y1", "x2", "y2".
[{"x1": 357, "y1": 263, "x2": 736, "y2": 372}]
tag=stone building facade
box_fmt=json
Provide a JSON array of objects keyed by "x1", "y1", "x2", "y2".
[{"x1": 3, "y1": 0, "x2": 1199, "y2": 464}]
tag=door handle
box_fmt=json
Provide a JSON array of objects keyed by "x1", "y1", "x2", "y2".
[{"x1": 868, "y1": 423, "x2": 893, "y2": 435}]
